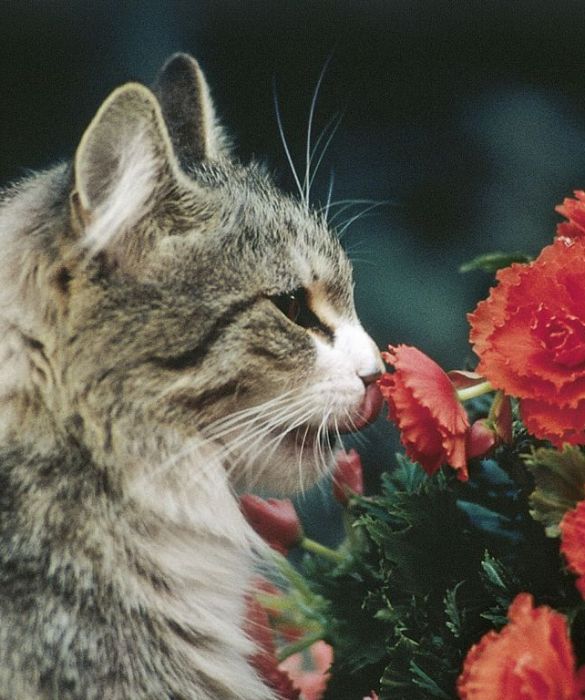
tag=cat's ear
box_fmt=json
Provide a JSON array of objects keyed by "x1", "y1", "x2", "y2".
[
  {"x1": 153, "y1": 53, "x2": 229, "y2": 166},
  {"x1": 73, "y1": 82, "x2": 179, "y2": 254}
]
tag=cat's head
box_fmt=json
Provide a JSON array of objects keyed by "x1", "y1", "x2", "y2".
[{"x1": 0, "y1": 54, "x2": 383, "y2": 495}]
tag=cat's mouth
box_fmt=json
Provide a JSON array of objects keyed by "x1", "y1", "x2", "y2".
[
  {"x1": 291, "y1": 382, "x2": 384, "y2": 447},
  {"x1": 337, "y1": 382, "x2": 384, "y2": 434}
]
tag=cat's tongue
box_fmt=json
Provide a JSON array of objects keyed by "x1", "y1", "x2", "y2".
[{"x1": 340, "y1": 383, "x2": 383, "y2": 433}]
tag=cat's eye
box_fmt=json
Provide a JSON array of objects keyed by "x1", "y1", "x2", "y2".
[
  {"x1": 270, "y1": 287, "x2": 333, "y2": 339},
  {"x1": 273, "y1": 292, "x2": 301, "y2": 323}
]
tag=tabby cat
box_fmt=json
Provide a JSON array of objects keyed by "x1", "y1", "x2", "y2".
[{"x1": 0, "y1": 54, "x2": 383, "y2": 699}]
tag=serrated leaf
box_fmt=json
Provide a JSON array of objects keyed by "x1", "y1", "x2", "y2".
[
  {"x1": 459, "y1": 251, "x2": 532, "y2": 273},
  {"x1": 409, "y1": 662, "x2": 452, "y2": 699},
  {"x1": 524, "y1": 445, "x2": 585, "y2": 536},
  {"x1": 480, "y1": 552, "x2": 511, "y2": 593},
  {"x1": 390, "y1": 454, "x2": 429, "y2": 494},
  {"x1": 444, "y1": 582, "x2": 466, "y2": 638}
]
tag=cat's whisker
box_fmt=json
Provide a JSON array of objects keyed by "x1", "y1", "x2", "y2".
[
  {"x1": 323, "y1": 169, "x2": 335, "y2": 223},
  {"x1": 137, "y1": 394, "x2": 307, "y2": 487},
  {"x1": 318, "y1": 198, "x2": 381, "y2": 217},
  {"x1": 304, "y1": 55, "x2": 334, "y2": 209},
  {"x1": 296, "y1": 422, "x2": 313, "y2": 496},
  {"x1": 332, "y1": 417, "x2": 345, "y2": 461},
  {"x1": 202, "y1": 390, "x2": 301, "y2": 440},
  {"x1": 228, "y1": 405, "x2": 320, "y2": 483},
  {"x1": 307, "y1": 112, "x2": 344, "y2": 200},
  {"x1": 336, "y1": 202, "x2": 386, "y2": 239},
  {"x1": 230, "y1": 406, "x2": 317, "y2": 490},
  {"x1": 273, "y1": 79, "x2": 304, "y2": 204},
  {"x1": 217, "y1": 399, "x2": 316, "y2": 471}
]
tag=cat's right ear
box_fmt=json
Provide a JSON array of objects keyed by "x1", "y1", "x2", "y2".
[
  {"x1": 72, "y1": 82, "x2": 180, "y2": 255},
  {"x1": 153, "y1": 53, "x2": 229, "y2": 167}
]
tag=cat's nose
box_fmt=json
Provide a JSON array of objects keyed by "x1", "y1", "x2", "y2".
[{"x1": 359, "y1": 371, "x2": 382, "y2": 387}]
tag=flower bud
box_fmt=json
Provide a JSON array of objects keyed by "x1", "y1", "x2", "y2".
[
  {"x1": 332, "y1": 449, "x2": 364, "y2": 505},
  {"x1": 467, "y1": 419, "x2": 497, "y2": 459},
  {"x1": 240, "y1": 495, "x2": 303, "y2": 555}
]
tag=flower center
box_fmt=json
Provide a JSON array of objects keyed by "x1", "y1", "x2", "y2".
[{"x1": 532, "y1": 304, "x2": 585, "y2": 368}]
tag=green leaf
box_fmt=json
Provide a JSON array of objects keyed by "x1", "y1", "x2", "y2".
[
  {"x1": 444, "y1": 582, "x2": 466, "y2": 638},
  {"x1": 409, "y1": 661, "x2": 453, "y2": 699},
  {"x1": 459, "y1": 251, "x2": 532, "y2": 274},
  {"x1": 480, "y1": 552, "x2": 509, "y2": 591},
  {"x1": 524, "y1": 445, "x2": 585, "y2": 536}
]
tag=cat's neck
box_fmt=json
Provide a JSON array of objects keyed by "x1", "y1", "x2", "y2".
[{"x1": 0, "y1": 437, "x2": 270, "y2": 699}]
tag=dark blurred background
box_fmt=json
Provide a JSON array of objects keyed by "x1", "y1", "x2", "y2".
[{"x1": 3, "y1": 1, "x2": 585, "y2": 527}]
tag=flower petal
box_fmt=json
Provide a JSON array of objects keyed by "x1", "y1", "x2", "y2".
[
  {"x1": 457, "y1": 593, "x2": 577, "y2": 700},
  {"x1": 560, "y1": 499, "x2": 585, "y2": 599}
]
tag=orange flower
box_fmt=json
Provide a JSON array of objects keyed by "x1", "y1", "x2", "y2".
[
  {"x1": 469, "y1": 237, "x2": 585, "y2": 446},
  {"x1": 457, "y1": 593, "x2": 584, "y2": 699},
  {"x1": 378, "y1": 345, "x2": 470, "y2": 480},
  {"x1": 556, "y1": 190, "x2": 585, "y2": 241},
  {"x1": 561, "y1": 499, "x2": 585, "y2": 599}
]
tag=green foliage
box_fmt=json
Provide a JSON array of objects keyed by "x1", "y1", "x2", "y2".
[
  {"x1": 296, "y1": 443, "x2": 582, "y2": 700},
  {"x1": 459, "y1": 251, "x2": 533, "y2": 274},
  {"x1": 524, "y1": 445, "x2": 585, "y2": 536}
]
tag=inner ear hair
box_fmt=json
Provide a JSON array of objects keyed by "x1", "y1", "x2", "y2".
[
  {"x1": 154, "y1": 53, "x2": 227, "y2": 167},
  {"x1": 73, "y1": 82, "x2": 179, "y2": 254}
]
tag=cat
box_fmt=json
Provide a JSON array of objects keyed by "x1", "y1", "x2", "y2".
[{"x1": 0, "y1": 53, "x2": 383, "y2": 699}]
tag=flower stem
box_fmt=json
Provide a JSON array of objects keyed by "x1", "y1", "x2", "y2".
[
  {"x1": 276, "y1": 630, "x2": 324, "y2": 663},
  {"x1": 300, "y1": 536, "x2": 345, "y2": 563},
  {"x1": 456, "y1": 381, "x2": 493, "y2": 402}
]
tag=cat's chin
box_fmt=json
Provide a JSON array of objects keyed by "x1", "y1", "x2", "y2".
[
  {"x1": 230, "y1": 425, "x2": 337, "y2": 496},
  {"x1": 229, "y1": 385, "x2": 383, "y2": 495}
]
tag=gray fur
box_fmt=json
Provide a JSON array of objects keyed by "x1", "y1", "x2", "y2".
[{"x1": 0, "y1": 55, "x2": 381, "y2": 698}]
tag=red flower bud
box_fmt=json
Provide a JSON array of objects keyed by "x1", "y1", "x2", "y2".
[
  {"x1": 467, "y1": 420, "x2": 497, "y2": 459},
  {"x1": 240, "y1": 495, "x2": 303, "y2": 555},
  {"x1": 332, "y1": 449, "x2": 364, "y2": 505}
]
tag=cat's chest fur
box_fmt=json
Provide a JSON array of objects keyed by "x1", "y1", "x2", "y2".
[
  {"x1": 0, "y1": 442, "x2": 262, "y2": 699},
  {"x1": 0, "y1": 53, "x2": 383, "y2": 699}
]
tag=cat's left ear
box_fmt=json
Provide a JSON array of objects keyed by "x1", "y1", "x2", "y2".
[
  {"x1": 153, "y1": 53, "x2": 230, "y2": 167},
  {"x1": 73, "y1": 82, "x2": 181, "y2": 255}
]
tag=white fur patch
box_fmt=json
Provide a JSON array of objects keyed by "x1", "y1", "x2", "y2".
[{"x1": 81, "y1": 131, "x2": 158, "y2": 255}]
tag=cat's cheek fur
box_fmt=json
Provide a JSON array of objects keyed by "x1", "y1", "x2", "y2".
[{"x1": 243, "y1": 321, "x2": 383, "y2": 495}]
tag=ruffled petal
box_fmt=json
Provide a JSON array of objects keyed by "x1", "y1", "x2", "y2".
[
  {"x1": 560, "y1": 500, "x2": 585, "y2": 599},
  {"x1": 457, "y1": 594, "x2": 577, "y2": 700}
]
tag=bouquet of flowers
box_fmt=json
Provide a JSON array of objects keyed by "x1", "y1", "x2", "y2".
[{"x1": 240, "y1": 190, "x2": 585, "y2": 699}]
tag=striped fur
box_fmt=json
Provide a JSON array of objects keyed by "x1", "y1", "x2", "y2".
[{"x1": 0, "y1": 54, "x2": 382, "y2": 698}]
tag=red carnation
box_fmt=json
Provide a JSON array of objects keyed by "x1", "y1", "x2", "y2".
[
  {"x1": 378, "y1": 345, "x2": 470, "y2": 480},
  {"x1": 457, "y1": 593, "x2": 585, "y2": 699},
  {"x1": 556, "y1": 190, "x2": 585, "y2": 241},
  {"x1": 469, "y1": 236, "x2": 585, "y2": 446},
  {"x1": 332, "y1": 449, "x2": 364, "y2": 505},
  {"x1": 240, "y1": 495, "x2": 302, "y2": 556},
  {"x1": 561, "y1": 499, "x2": 585, "y2": 599}
]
